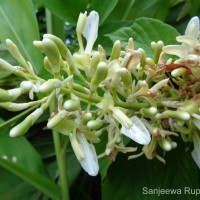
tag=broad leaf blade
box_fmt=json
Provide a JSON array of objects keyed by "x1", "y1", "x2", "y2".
[
  {"x1": 42, "y1": 0, "x2": 87, "y2": 25},
  {"x1": 88, "y1": 0, "x2": 118, "y2": 25},
  {"x1": 0, "y1": 0, "x2": 43, "y2": 75},
  {"x1": 0, "y1": 126, "x2": 60, "y2": 199},
  {"x1": 102, "y1": 141, "x2": 200, "y2": 200},
  {"x1": 0, "y1": 158, "x2": 60, "y2": 200}
]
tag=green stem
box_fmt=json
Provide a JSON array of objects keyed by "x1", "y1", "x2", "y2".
[
  {"x1": 50, "y1": 99, "x2": 70, "y2": 200},
  {"x1": 52, "y1": 130, "x2": 70, "y2": 200}
]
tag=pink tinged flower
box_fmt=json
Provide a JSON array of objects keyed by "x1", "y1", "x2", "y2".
[
  {"x1": 83, "y1": 11, "x2": 99, "y2": 54},
  {"x1": 191, "y1": 132, "x2": 200, "y2": 169},
  {"x1": 121, "y1": 116, "x2": 151, "y2": 145}
]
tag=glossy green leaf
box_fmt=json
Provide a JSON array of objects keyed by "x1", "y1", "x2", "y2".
[
  {"x1": 88, "y1": 0, "x2": 118, "y2": 24},
  {"x1": 0, "y1": 158, "x2": 60, "y2": 200},
  {"x1": 0, "y1": 127, "x2": 60, "y2": 199},
  {"x1": 0, "y1": 169, "x2": 48, "y2": 200},
  {"x1": 41, "y1": 0, "x2": 87, "y2": 25},
  {"x1": 0, "y1": 0, "x2": 43, "y2": 75},
  {"x1": 106, "y1": 17, "x2": 179, "y2": 57},
  {"x1": 102, "y1": 141, "x2": 200, "y2": 200},
  {"x1": 106, "y1": 0, "x2": 171, "y2": 22}
]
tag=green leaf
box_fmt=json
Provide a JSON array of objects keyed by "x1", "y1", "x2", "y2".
[
  {"x1": 0, "y1": 0, "x2": 44, "y2": 75},
  {"x1": 88, "y1": 0, "x2": 118, "y2": 25},
  {"x1": 102, "y1": 141, "x2": 200, "y2": 200},
  {"x1": 106, "y1": 0, "x2": 171, "y2": 22},
  {"x1": 106, "y1": 17, "x2": 180, "y2": 57},
  {"x1": 0, "y1": 158, "x2": 60, "y2": 200},
  {"x1": 41, "y1": 0, "x2": 87, "y2": 25},
  {"x1": 0, "y1": 127, "x2": 60, "y2": 199},
  {"x1": 0, "y1": 169, "x2": 48, "y2": 200}
]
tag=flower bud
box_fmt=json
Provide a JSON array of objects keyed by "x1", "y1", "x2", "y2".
[
  {"x1": 158, "y1": 110, "x2": 190, "y2": 121},
  {"x1": 141, "y1": 107, "x2": 158, "y2": 117},
  {"x1": 120, "y1": 68, "x2": 132, "y2": 89},
  {"x1": 0, "y1": 58, "x2": 17, "y2": 73},
  {"x1": 0, "y1": 102, "x2": 29, "y2": 111},
  {"x1": 9, "y1": 117, "x2": 32, "y2": 137},
  {"x1": 90, "y1": 51, "x2": 101, "y2": 74},
  {"x1": 76, "y1": 12, "x2": 87, "y2": 36},
  {"x1": 33, "y1": 40, "x2": 43, "y2": 49},
  {"x1": 90, "y1": 62, "x2": 108, "y2": 91},
  {"x1": 47, "y1": 110, "x2": 68, "y2": 128},
  {"x1": 159, "y1": 139, "x2": 172, "y2": 151},
  {"x1": 171, "y1": 67, "x2": 186, "y2": 77},
  {"x1": 6, "y1": 39, "x2": 27, "y2": 67},
  {"x1": 38, "y1": 79, "x2": 61, "y2": 92},
  {"x1": 0, "y1": 88, "x2": 22, "y2": 101},
  {"x1": 87, "y1": 120, "x2": 102, "y2": 130},
  {"x1": 43, "y1": 34, "x2": 68, "y2": 59},
  {"x1": 42, "y1": 38, "x2": 60, "y2": 74},
  {"x1": 43, "y1": 56, "x2": 54, "y2": 74},
  {"x1": 110, "y1": 40, "x2": 121, "y2": 60},
  {"x1": 20, "y1": 81, "x2": 33, "y2": 91},
  {"x1": 63, "y1": 99, "x2": 79, "y2": 111},
  {"x1": 81, "y1": 112, "x2": 93, "y2": 125},
  {"x1": 10, "y1": 108, "x2": 43, "y2": 137}
]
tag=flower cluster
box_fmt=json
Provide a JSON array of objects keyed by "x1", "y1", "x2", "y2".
[{"x1": 0, "y1": 11, "x2": 200, "y2": 176}]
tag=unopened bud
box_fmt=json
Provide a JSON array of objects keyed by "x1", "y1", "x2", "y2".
[
  {"x1": 39, "y1": 79, "x2": 61, "y2": 92},
  {"x1": 90, "y1": 62, "x2": 108, "y2": 91},
  {"x1": 33, "y1": 40, "x2": 43, "y2": 49},
  {"x1": 120, "y1": 68, "x2": 132, "y2": 89},
  {"x1": 10, "y1": 117, "x2": 32, "y2": 137},
  {"x1": 9, "y1": 108, "x2": 43, "y2": 137},
  {"x1": 47, "y1": 110, "x2": 68, "y2": 128},
  {"x1": 110, "y1": 40, "x2": 121, "y2": 60},
  {"x1": 0, "y1": 88, "x2": 22, "y2": 101},
  {"x1": 159, "y1": 110, "x2": 190, "y2": 121},
  {"x1": 90, "y1": 51, "x2": 101, "y2": 72},
  {"x1": 64, "y1": 99, "x2": 79, "y2": 111},
  {"x1": 159, "y1": 139, "x2": 172, "y2": 151},
  {"x1": 44, "y1": 56, "x2": 53, "y2": 74},
  {"x1": 87, "y1": 120, "x2": 102, "y2": 130},
  {"x1": 76, "y1": 12, "x2": 87, "y2": 35},
  {"x1": 20, "y1": 81, "x2": 33, "y2": 91},
  {"x1": 81, "y1": 112, "x2": 93, "y2": 124},
  {"x1": 0, "y1": 102, "x2": 29, "y2": 111},
  {"x1": 6, "y1": 39, "x2": 27, "y2": 67},
  {"x1": 171, "y1": 67, "x2": 186, "y2": 77},
  {"x1": 42, "y1": 38, "x2": 60, "y2": 73},
  {"x1": 43, "y1": 34, "x2": 68, "y2": 59},
  {"x1": 141, "y1": 107, "x2": 158, "y2": 117}
]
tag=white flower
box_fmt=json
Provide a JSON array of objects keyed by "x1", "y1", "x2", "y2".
[
  {"x1": 163, "y1": 17, "x2": 200, "y2": 57},
  {"x1": 83, "y1": 11, "x2": 99, "y2": 54},
  {"x1": 70, "y1": 132, "x2": 99, "y2": 176},
  {"x1": 121, "y1": 116, "x2": 151, "y2": 145},
  {"x1": 191, "y1": 132, "x2": 200, "y2": 169}
]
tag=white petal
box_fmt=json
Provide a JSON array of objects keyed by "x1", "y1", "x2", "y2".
[
  {"x1": 162, "y1": 45, "x2": 188, "y2": 58},
  {"x1": 121, "y1": 116, "x2": 151, "y2": 145},
  {"x1": 185, "y1": 16, "x2": 199, "y2": 38},
  {"x1": 77, "y1": 133, "x2": 99, "y2": 176},
  {"x1": 176, "y1": 35, "x2": 198, "y2": 47},
  {"x1": 83, "y1": 11, "x2": 99, "y2": 53}
]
